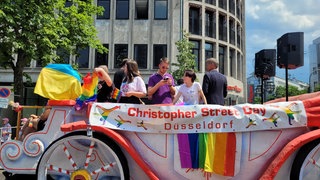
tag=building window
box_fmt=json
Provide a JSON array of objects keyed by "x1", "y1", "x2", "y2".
[
  {"x1": 116, "y1": 0, "x2": 129, "y2": 19},
  {"x1": 134, "y1": 44, "x2": 148, "y2": 69},
  {"x1": 219, "y1": 14, "x2": 227, "y2": 41},
  {"x1": 237, "y1": 24, "x2": 241, "y2": 48},
  {"x1": 205, "y1": 0, "x2": 216, "y2": 5},
  {"x1": 205, "y1": 42, "x2": 214, "y2": 59},
  {"x1": 65, "y1": 0, "x2": 72, "y2": 7},
  {"x1": 219, "y1": 0, "x2": 227, "y2": 10},
  {"x1": 219, "y1": 45, "x2": 225, "y2": 74},
  {"x1": 154, "y1": 0, "x2": 167, "y2": 19},
  {"x1": 56, "y1": 48, "x2": 70, "y2": 64},
  {"x1": 189, "y1": 7, "x2": 201, "y2": 35},
  {"x1": 136, "y1": 0, "x2": 148, "y2": 19},
  {"x1": 76, "y1": 46, "x2": 89, "y2": 68},
  {"x1": 24, "y1": 87, "x2": 48, "y2": 107},
  {"x1": 36, "y1": 59, "x2": 44, "y2": 67},
  {"x1": 229, "y1": 19, "x2": 235, "y2": 45},
  {"x1": 229, "y1": 49, "x2": 235, "y2": 78},
  {"x1": 153, "y1": 44, "x2": 167, "y2": 69},
  {"x1": 114, "y1": 44, "x2": 128, "y2": 68},
  {"x1": 95, "y1": 44, "x2": 109, "y2": 67},
  {"x1": 97, "y1": 0, "x2": 110, "y2": 19},
  {"x1": 190, "y1": 40, "x2": 200, "y2": 71},
  {"x1": 236, "y1": 0, "x2": 242, "y2": 21},
  {"x1": 229, "y1": 0, "x2": 235, "y2": 14},
  {"x1": 237, "y1": 53, "x2": 242, "y2": 81},
  {"x1": 205, "y1": 10, "x2": 215, "y2": 38}
]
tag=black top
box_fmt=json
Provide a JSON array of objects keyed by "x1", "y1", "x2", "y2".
[
  {"x1": 97, "y1": 81, "x2": 113, "y2": 102},
  {"x1": 113, "y1": 69, "x2": 125, "y2": 89},
  {"x1": 119, "y1": 96, "x2": 141, "y2": 104}
]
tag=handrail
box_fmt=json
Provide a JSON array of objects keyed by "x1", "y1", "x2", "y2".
[{"x1": 14, "y1": 105, "x2": 48, "y2": 140}]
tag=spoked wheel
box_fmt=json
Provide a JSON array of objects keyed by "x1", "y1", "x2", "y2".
[
  {"x1": 290, "y1": 139, "x2": 320, "y2": 180},
  {"x1": 36, "y1": 131, "x2": 129, "y2": 180}
]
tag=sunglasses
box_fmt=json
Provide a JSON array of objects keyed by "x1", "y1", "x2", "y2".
[{"x1": 161, "y1": 66, "x2": 169, "y2": 69}]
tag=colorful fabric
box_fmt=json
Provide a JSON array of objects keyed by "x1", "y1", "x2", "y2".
[
  {"x1": 76, "y1": 73, "x2": 99, "y2": 110},
  {"x1": 34, "y1": 64, "x2": 82, "y2": 100},
  {"x1": 111, "y1": 87, "x2": 121, "y2": 101},
  {"x1": 178, "y1": 132, "x2": 236, "y2": 176}
]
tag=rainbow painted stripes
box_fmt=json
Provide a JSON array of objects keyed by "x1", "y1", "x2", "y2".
[{"x1": 178, "y1": 132, "x2": 236, "y2": 176}]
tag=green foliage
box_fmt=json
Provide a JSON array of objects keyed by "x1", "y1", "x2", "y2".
[
  {"x1": 172, "y1": 31, "x2": 196, "y2": 81},
  {"x1": 313, "y1": 84, "x2": 320, "y2": 92},
  {"x1": 274, "y1": 85, "x2": 307, "y2": 98},
  {"x1": 0, "y1": 0, "x2": 107, "y2": 103},
  {"x1": 254, "y1": 96, "x2": 262, "y2": 104}
]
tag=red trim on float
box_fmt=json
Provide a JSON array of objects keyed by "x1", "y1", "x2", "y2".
[
  {"x1": 260, "y1": 129, "x2": 320, "y2": 179},
  {"x1": 61, "y1": 121, "x2": 159, "y2": 180},
  {"x1": 47, "y1": 100, "x2": 76, "y2": 106}
]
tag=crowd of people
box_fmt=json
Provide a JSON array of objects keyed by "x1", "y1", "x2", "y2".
[
  {"x1": 95, "y1": 57, "x2": 227, "y2": 106},
  {"x1": 1, "y1": 57, "x2": 227, "y2": 142}
]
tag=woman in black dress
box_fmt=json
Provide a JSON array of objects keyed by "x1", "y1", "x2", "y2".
[{"x1": 94, "y1": 65, "x2": 114, "y2": 102}]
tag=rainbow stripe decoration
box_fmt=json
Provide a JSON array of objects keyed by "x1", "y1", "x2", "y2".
[
  {"x1": 111, "y1": 87, "x2": 121, "y2": 102},
  {"x1": 76, "y1": 72, "x2": 99, "y2": 110},
  {"x1": 178, "y1": 132, "x2": 236, "y2": 176},
  {"x1": 34, "y1": 64, "x2": 82, "y2": 100}
]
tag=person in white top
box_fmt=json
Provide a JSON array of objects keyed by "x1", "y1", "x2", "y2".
[
  {"x1": 174, "y1": 78, "x2": 184, "y2": 105},
  {"x1": 119, "y1": 59, "x2": 147, "y2": 104},
  {"x1": 172, "y1": 70, "x2": 207, "y2": 105}
]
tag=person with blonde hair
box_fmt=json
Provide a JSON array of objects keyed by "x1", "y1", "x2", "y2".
[{"x1": 94, "y1": 65, "x2": 114, "y2": 102}]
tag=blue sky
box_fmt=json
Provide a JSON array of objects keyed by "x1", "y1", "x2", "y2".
[{"x1": 245, "y1": 0, "x2": 320, "y2": 83}]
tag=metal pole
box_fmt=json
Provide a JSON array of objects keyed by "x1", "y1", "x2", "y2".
[
  {"x1": 261, "y1": 78, "x2": 264, "y2": 104},
  {"x1": 285, "y1": 67, "x2": 288, "y2": 101}
]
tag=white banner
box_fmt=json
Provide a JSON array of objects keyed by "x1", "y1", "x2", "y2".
[{"x1": 89, "y1": 101, "x2": 307, "y2": 133}]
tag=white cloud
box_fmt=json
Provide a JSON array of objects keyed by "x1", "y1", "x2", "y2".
[
  {"x1": 246, "y1": 4, "x2": 261, "y2": 19},
  {"x1": 246, "y1": 0, "x2": 320, "y2": 82}
]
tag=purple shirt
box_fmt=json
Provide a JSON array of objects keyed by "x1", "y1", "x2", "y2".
[{"x1": 148, "y1": 73, "x2": 175, "y2": 104}]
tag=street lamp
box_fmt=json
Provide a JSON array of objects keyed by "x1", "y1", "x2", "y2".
[{"x1": 308, "y1": 69, "x2": 320, "y2": 93}]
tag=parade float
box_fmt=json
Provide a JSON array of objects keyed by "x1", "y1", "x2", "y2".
[{"x1": 0, "y1": 64, "x2": 319, "y2": 180}]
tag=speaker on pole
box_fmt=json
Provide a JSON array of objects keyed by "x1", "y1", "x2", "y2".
[
  {"x1": 277, "y1": 32, "x2": 304, "y2": 69},
  {"x1": 254, "y1": 49, "x2": 276, "y2": 78}
]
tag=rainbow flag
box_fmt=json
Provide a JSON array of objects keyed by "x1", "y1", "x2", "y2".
[
  {"x1": 111, "y1": 87, "x2": 121, "y2": 102},
  {"x1": 178, "y1": 132, "x2": 236, "y2": 176},
  {"x1": 76, "y1": 72, "x2": 99, "y2": 110},
  {"x1": 81, "y1": 72, "x2": 98, "y2": 99},
  {"x1": 34, "y1": 64, "x2": 82, "y2": 100}
]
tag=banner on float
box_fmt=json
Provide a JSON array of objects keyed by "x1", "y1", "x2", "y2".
[{"x1": 89, "y1": 101, "x2": 307, "y2": 133}]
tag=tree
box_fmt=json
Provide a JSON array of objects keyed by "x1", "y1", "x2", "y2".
[
  {"x1": 313, "y1": 84, "x2": 320, "y2": 92},
  {"x1": 171, "y1": 31, "x2": 196, "y2": 81},
  {"x1": 274, "y1": 85, "x2": 307, "y2": 98},
  {"x1": 0, "y1": 0, "x2": 107, "y2": 104}
]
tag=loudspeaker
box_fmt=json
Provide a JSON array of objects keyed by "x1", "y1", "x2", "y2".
[
  {"x1": 255, "y1": 49, "x2": 276, "y2": 78},
  {"x1": 277, "y1": 32, "x2": 304, "y2": 69}
]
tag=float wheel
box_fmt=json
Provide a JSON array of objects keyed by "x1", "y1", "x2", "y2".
[
  {"x1": 290, "y1": 139, "x2": 320, "y2": 180},
  {"x1": 36, "y1": 131, "x2": 129, "y2": 180}
]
